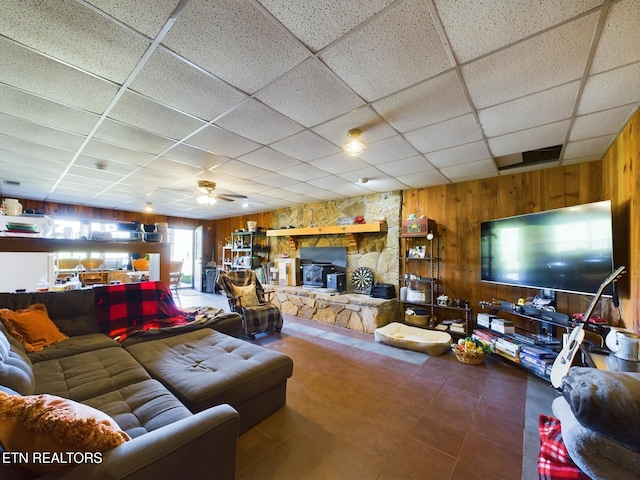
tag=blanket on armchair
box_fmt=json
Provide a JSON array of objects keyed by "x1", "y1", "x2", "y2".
[{"x1": 95, "y1": 281, "x2": 189, "y2": 341}]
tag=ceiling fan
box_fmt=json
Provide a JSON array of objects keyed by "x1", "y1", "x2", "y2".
[{"x1": 196, "y1": 180, "x2": 247, "y2": 205}]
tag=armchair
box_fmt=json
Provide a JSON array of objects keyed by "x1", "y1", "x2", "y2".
[{"x1": 217, "y1": 270, "x2": 283, "y2": 339}]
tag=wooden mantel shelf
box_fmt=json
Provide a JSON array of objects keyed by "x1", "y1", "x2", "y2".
[{"x1": 266, "y1": 222, "x2": 387, "y2": 250}]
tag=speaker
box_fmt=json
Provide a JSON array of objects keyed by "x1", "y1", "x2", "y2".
[{"x1": 326, "y1": 273, "x2": 345, "y2": 292}]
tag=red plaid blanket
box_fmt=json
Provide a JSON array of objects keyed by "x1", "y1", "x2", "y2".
[
  {"x1": 538, "y1": 415, "x2": 591, "y2": 480},
  {"x1": 95, "y1": 281, "x2": 189, "y2": 341}
]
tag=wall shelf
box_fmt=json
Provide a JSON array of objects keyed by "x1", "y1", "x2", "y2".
[{"x1": 266, "y1": 223, "x2": 387, "y2": 250}]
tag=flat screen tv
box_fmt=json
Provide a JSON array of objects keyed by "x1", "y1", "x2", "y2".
[{"x1": 480, "y1": 201, "x2": 615, "y2": 296}]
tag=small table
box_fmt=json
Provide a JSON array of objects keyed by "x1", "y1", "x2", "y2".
[{"x1": 126, "y1": 270, "x2": 149, "y2": 282}]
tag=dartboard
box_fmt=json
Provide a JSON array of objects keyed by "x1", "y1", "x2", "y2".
[{"x1": 351, "y1": 267, "x2": 374, "y2": 294}]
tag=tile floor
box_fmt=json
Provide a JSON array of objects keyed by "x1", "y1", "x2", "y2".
[{"x1": 178, "y1": 289, "x2": 559, "y2": 480}]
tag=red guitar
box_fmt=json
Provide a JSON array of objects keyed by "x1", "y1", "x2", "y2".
[{"x1": 550, "y1": 266, "x2": 625, "y2": 388}]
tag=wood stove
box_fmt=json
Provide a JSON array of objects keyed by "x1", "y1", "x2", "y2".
[{"x1": 302, "y1": 263, "x2": 336, "y2": 287}]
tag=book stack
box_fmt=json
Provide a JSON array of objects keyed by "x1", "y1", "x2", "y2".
[
  {"x1": 519, "y1": 346, "x2": 556, "y2": 378},
  {"x1": 490, "y1": 318, "x2": 515, "y2": 334},
  {"x1": 446, "y1": 319, "x2": 466, "y2": 334},
  {"x1": 476, "y1": 313, "x2": 496, "y2": 328},
  {"x1": 472, "y1": 329, "x2": 499, "y2": 351},
  {"x1": 495, "y1": 337, "x2": 520, "y2": 361}
]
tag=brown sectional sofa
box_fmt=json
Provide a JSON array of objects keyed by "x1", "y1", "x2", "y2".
[{"x1": 0, "y1": 285, "x2": 294, "y2": 479}]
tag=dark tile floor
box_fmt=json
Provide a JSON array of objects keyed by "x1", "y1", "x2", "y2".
[{"x1": 179, "y1": 290, "x2": 559, "y2": 480}]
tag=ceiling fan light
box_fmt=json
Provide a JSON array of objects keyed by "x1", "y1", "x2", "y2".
[
  {"x1": 144, "y1": 202, "x2": 153, "y2": 212},
  {"x1": 197, "y1": 194, "x2": 216, "y2": 205},
  {"x1": 343, "y1": 129, "x2": 366, "y2": 156}
]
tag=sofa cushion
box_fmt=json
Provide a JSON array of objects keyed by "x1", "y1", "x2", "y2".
[
  {"x1": 81, "y1": 379, "x2": 193, "y2": 439},
  {"x1": 32, "y1": 347, "x2": 151, "y2": 402},
  {"x1": 0, "y1": 326, "x2": 35, "y2": 395},
  {"x1": 0, "y1": 304, "x2": 68, "y2": 353},
  {"x1": 0, "y1": 289, "x2": 99, "y2": 337},
  {"x1": 27, "y1": 333, "x2": 120, "y2": 364},
  {"x1": 125, "y1": 329, "x2": 294, "y2": 413},
  {"x1": 0, "y1": 391, "x2": 130, "y2": 474}
]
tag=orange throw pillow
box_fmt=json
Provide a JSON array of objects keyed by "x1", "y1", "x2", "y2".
[
  {"x1": 0, "y1": 392, "x2": 130, "y2": 474},
  {"x1": 0, "y1": 304, "x2": 68, "y2": 352}
]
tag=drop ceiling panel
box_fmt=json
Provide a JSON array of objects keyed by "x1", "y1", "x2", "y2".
[
  {"x1": 570, "y1": 105, "x2": 638, "y2": 141},
  {"x1": 1, "y1": 0, "x2": 150, "y2": 84},
  {"x1": 0, "y1": 40, "x2": 119, "y2": 113},
  {"x1": 427, "y1": 141, "x2": 491, "y2": 169},
  {"x1": 83, "y1": 140, "x2": 157, "y2": 167},
  {"x1": 214, "y1": 99, "x2": 303, "y2": 145},
  {"x1": 160, "y1": 145, "x2": 229, "y2": 170},
  {"x1": 271, "y1": 131, "x2": 341, "y2": 161},
  {"x1": 255, "y1": 58, "x2": 365, "y2": 127},
  {"x1": 312, "y1": 106, "x2": 396, "y2": 146},
  {"x1": 185, "y1": 125, "x2": 260, "y2": 158},
  {"x1": 577, "y1": 63, "x2": 640, "y2": 115},
  {"x1": 319, "y1": 0, "x2": 452, "y2": 101},
  {"x1": 85, "y1": 0, "x2": 182, "y2": 39},
  {"x1": 435, "y1": 0, "x2": 601, "y2": 64},
  {"x1": 0, "y1": 135, "x2": 76, "y2": 164},
  {"x1": 0, "y1": 84, "x2": 99, "y2": 136},
  {"x1": 360, "y1": 136, "x2": 419, "y2": 165},
  {"x1": 462, "y1": 12, "x2": 598, "y2": 109},
  {"x1": 589, "y1": 0, "x2": 640, "y2": 74},
  {"x1": 372, "y1": 71, "x2": 472, "y2": 133},
  {"x1": 130, "y1": 49, "x2": 247, "y2": 121},
  {"x1": 306, "y1": 175, "x2": 354, "y2": 190},
  {"x1": 376, "y1": 155, "x2": 435, "y2": 176},
  {"x1": 278, "y1": 163, "x2": 331, "y2": 182},
  {"x1": 396, "y1": 169, "x2": 449, "y2": 188},
  {"x1": 75, "y1": 155, "x2": 140, "y2": 176},
  {"x1": 563, "y1": 135, "x2": 615, "y2": 160},
  {"x1": 93, "y1": 119, "x2": 175, "y2": 155},
  {"x1": 0, "y1": 115, "x2": 84, "y2": 151},
  {"x1": 144, "y1": 158, "x2": 203, "y2": 178},
  {"x1": 405, "y1": 114, "x2": 483, "y2": 153},
  {"x1": 215, "y1": 159, "x2": 271, "y2": 180},
  {"x1": 108, "y1": 91, "x2": 205, "y2": 140},
  {"x1": 257, "y1": 0, "x2": 393, "y2": 52},
  {"x1": 162, "y1": 0, "x2": 311, "y2": 94},
  {"x1": 238, "y1": 148, "x2": 301, "y2": 171},
  {"x1": 309, "y1": 153, "x2": 371, "y2": 175},
  {"x1": 478, "y1": 81, "x2": 580, "y2": 138},
  {"x1": 487, "y1": 120, "x2": 570, "y2": 157},
  {"x1": 441, "y1": 158, "x2": 497, "y2": 182}
]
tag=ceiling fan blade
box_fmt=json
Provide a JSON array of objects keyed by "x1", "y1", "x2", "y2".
[
  {"x1": 217, "y1": 193, "x2": 248, "y2": 198},
  {"x1": 215, "y1": 195, "x2": 236, "y2": 202}
]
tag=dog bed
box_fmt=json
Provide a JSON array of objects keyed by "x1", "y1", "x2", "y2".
[{"x1": 374, "y1": 322, "x2": 452, "y2": 355}]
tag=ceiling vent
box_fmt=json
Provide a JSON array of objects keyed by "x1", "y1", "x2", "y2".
[
  {"x1": 496, "y1": 145, "x2": 563, "y2": 171},
  {"x1": 2, "y1": 180, "x2": 21, "y2": 186}
]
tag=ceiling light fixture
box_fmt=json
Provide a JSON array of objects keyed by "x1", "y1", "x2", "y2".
[
  {"x1": 197, "y1": 194, "x2": 217, "y2": 205},
  {"x1": 144, "y1": 202, "x2": 153, "y2": 212},
  {"x1": 343, "y1": 129, "x2": 366, "y2": 156}
]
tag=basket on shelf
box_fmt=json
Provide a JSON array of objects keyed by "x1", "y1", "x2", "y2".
[{"x1": 451, "y1": 344, "x2": 486, "y2": 364}]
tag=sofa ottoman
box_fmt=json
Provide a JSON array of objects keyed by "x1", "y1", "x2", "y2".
[{"x1": 125, "y1": 329, "x2": 294, "y2": 433}]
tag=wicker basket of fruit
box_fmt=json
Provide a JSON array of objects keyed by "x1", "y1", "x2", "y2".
[{"x1": 451, "y1": 337, "x2": 491, "y2": 364}]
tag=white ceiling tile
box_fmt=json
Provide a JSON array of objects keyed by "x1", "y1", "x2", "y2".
[
  {"x1": 478, "y1": 81, "x2": 580, "y2": 137},
  {"x1": 238, "y1": 147, "x2": 300, "y2": 171},
  {"x1": 0, "y1": 84, "x2": 99, "y2": 136},
  {"x1": 185, "y1": 125, "x2": 261, "y2": 158},
  {"x1": 85, "y1": 0, "x2": 181, "y2": 38},
  {"x1": 330, "y1": 184, "x2": 372, "y2": 197},
  {"x1": 256, "y1": 58, "x2": 365, "y2": 127},
  {"x1": 278, "y1": 163, "x2": 330, "y2": 182},
  {"x1": 75, "y1": 155, "x2": 139, "y2": 176},
  {"x1": 462, "y1": 12, "x2": 599, "y2": 109},
  {"x1": 376, "y1": 155, "x2": 435, "y2": 176},
  {"x1": 257, "y1": 0, "x2": 392, "y2": 52},
  {"x1": 359, "y1": 136, "x2": 419, "y2": 165},
  {"x1": 590, "y1": 0, "x2": 640, "y2": 74},
  {"x1": 405, "y1": 114, "x2": 483, "y2": 153},
  {"x1": 109, "y1": 91, "x2": 206, "y2": 140},
  {"x1": 435, "y1": 0, "x2": 601, "y2": 64},
  {"x1": 395, "y1": 169, "x2": 448, "y2": 189},
  {"x1": 562, "y1": 154, "x2": 603, "y2": 165},
  {"x1": 0, "y1": 134, "x2": 75, "y2": 164},
  {"x1": 337, "y1": 166, "x2": 383, "y2": 183},
  {"x1": 307, "y1": 175, "x2": 354, "y2": 190},
  {"x1": 312, "y1": 106, "x2": 397, "y2": 145},
  {"x1": 1, "y1": 0, "x2": 150, "y2": 83},
  {"x1": 569, "y1": 105, "x2": 638, "y2": 142},
  {"x1": 270, "y1": 131, "x2": 340, "y2": 161},
  {"x1": 215, "y1": 159, "x2": 271, "y2": 180},
  {"x1": 0, "y1": 39, "x2": 119, "y2": 113},
  {"x1": 488, "y1": 120, "x2": 570, "y2": 157},
  {"x1": 360, "y1": 177, "x2": 408, "y2": 192},
  {"x1": 0, "y1": 114, "x2": 84, "y2": 151},
  {"x1": 83, "y1": 139, "x2": 156, "y2": 166},
  {"x1": 281, "y1": 183, "x2": 329, "y2": 197},
  {"x1": 319, "y1": 0, "x2": 451, "y2": 101},
  {"x1": 563, "y1": 135, "x2": 615, "y2": 160},
  {"x1": 440, "y1": 159, "x2": 497, "y2": 182},
  {"x1": 160, "y1": 144, "x2": 229, "y2": 170},
  {"x1": 577, "y1": 63, "x2": 640, "y2": 115},
  {"x1": 372, "y1": 71, "x2": 472, "y2": 133},
  {"x1": 144, "y1": 158, "x2": 203, "y2": 178},
  {"x1": 214, "y1": 98, "x2": 303, "y2": 145},
  {"x1": 93, "y1": 119, "x2": 175, "y2": 155},
  {"x1": 162, "y1": 0, "x2": 311, "y2": 94},
  {"x1": 130, "y1": 49, "x2": 247, "y2": 121},
  {"x1": 308, "y1": 153, "x2": 371, "y2": 175},
  {"x1": 427, "y1": 141, "x2": 491, "y2": 169}
]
